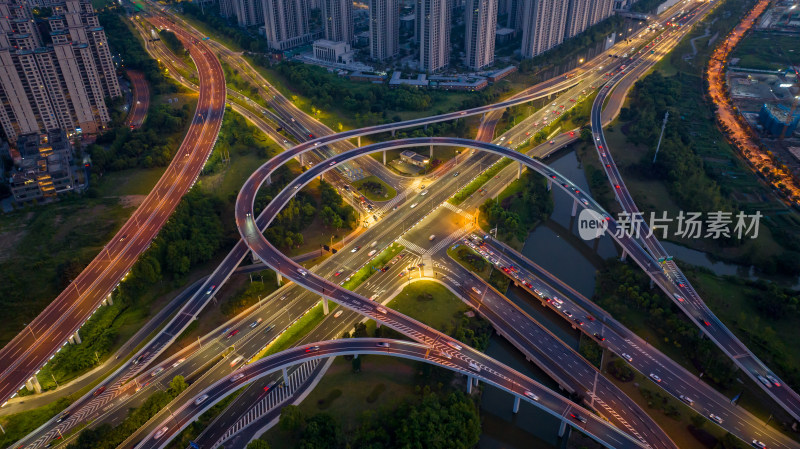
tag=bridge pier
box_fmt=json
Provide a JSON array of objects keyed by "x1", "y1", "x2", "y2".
[
  {"x1": 266, "y1": 174, "x2": 271, "y2": 185},
  {"x1": 276, "y1": 271, "x2": 282, "y2": 286},
  {"x1": 481, "y1": 112, "x2": 486, "y2": 122},
  {"x1": 517, "y1": 162, "x2": 523, "y2": 180},
  {"x1": 571, "y1": 199, "x2": 578, "y2": 217},
  {"x1": 102, "y1": 295, "x2": 114, "y2": 306},
  {"x1": 25, "y1": 375, "x2": 42, "y2": 394},
  {"x1": 649, "y1": 278, "x2": 654, "y2": 289},
  {"x1": 558, "y1": 420, "x2": 568, "y2": 437},
  {"x1": 620, "y1": 248, "x2": 628, "y2": 262},
  {"x1": 68, "y1": 329, "x2": 81, "y2": 345},
  {"x1": 391, "y1": 129, "x2": 395, "y2": 137},
  {"x1": 424, "y1": 124, "x2": 428, "y2": 131},
  {"x1": 282, "y1": 367, "x2": 289, "y2": 385},
  {"x1": 299, "y1": 153, "x2": 303, "y2": 166},
  {"x1": 321, "y1": 297, "x2": 329, "y2": 315},
  {"x1": 547, "y1": 179, "x2": 552, "y2": 191},
  {"x1": 251, "y1": 249, "x2": 261, "y2": 264},
  {"x1": 383, "y1": 150, "x2": 386, "y2": 165},
  {"x1": 430, "y1": 145, "x2": 433, "y2": 158},
  {"x1": 512, "y1": 396, "x2": 520, "y2": 413},
  {"x1": 466, "y1": 375, "x2": 473, "y2": 394},
  {"x1": 357, "y1": 136, "x2": 361, "y2": 147}
]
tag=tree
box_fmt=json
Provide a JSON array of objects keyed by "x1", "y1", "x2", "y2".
[
  {"x1": 168, "y1": 375, "x2": 188, "y2": 396},
  {"x1": 279, "y1": 405, "x2": 306, "y2": 434},
  {"x1": 246, "y1": 440, "x2": 271, "y2": 449},
  {"x1": 353, "y1": 322, "x2": 368, "y2": 338}
]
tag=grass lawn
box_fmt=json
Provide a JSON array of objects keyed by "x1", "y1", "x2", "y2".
[
  {"x1": 96, "y1": 168, "x2": 166, "y2": 197},
  {"x1": 261, "y1": 356, "x2": 419, "y2": 449},
  {"x1": 450, "y1": 158, "x2": 512, "y2": 205},
  {"x1": 730, "y1": 32, "x2": 800, "y2": 71},
  {"x1": 386, "y1": 281, "x2": 471, "y2": 333},
  {"x1": 353, "y1": 175, "x2": 397, "y2": 202},
  {"x1": 0, "y1": 398, "x2": 72, "y2": 447},
  {"x1": 342, "y1": 244, "x2": 405, "y2": 291}
]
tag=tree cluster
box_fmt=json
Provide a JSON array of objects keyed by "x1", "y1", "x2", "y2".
[
  {"x1": 158, "y1": 29, "x2": 186, "y2": 57},
  {"x1": 479, "y1": 171, "x2": 553, "y2": 239},
  {"x1": 277, "y1": 391, "x2": 481, "y2": 449},
  {"x1": 67, "y1": 376, "x2": 188, "y2": 449}
]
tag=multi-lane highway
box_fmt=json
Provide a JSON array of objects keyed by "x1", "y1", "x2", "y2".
[
  {"x1": 0, "y1": 26, "x2": 226, "y2": 410},
  {"x1": 126, "y1": 70, "x2": 150, "y2": 130},
  {"x1": 589, "y1": 1, "x2": 800, "y2": 423}
]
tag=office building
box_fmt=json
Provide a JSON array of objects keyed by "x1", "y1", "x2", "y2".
[
  {"x1": 0, "y1": 0, "x2": 121, "y2": 141},
  {"x1": 232, "y1": 0, "x2": 263, "y2": 27},
  {"x1": 417, "y1": 0, "x2": 450, "y2": 73},
  {"x1": 9, "y1": 129, "x2": 75, "y2": 202},
  {"x1": 312, "y1": 39, "x2": 355, "y2": 64},
  {"x1": 520, "y1": 0, "x2": 568, "y2": 58},
  {"x1": 322, "y1": 0, "x2": 353, "y2": 43},
  {"x1": 464, "y1": 0, "x2": 497, "y2": 70},
  {"x1": 368, "y1": 0, "x2": 399, "y2": 61},
  {"x1": 263, "y1": 0, "x2": 313, "y2": 50}
]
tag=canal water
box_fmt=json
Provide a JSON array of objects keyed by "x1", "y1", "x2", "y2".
[{"x1": 476, "y1": 147, "x2": 795, "y2": 447}]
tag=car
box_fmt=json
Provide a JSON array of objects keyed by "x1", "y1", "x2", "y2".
[
  {"x1": 679, "y1": 395, "x2": 694, "y2": 406},
  {"x1": 673, "y1": 293, "x2": 684, "y2": 302},
  {"x1": 524, "y1": 391, "x2": 539, "y2": 401},
  {"x1": 593, "y1": 332, "x2": 605, "y2": 341},
  {"x1": 263, "y1": 381, "x2": 278, "y2": 392},
  {"x1": 429, "y1": 235, "x2": 436, "y2": 241},
  {"x1": 194, "y1": 394, "x2": 209, "y2": 405},
  {"x1": 549, "y1": 140, "x2": 555, "y2": 144},
  {"x1": 471, "y1": 286, "x2": 482, "y2": 295},
  {"x1": 420, "y1": 190, "x2": 429, "y2": 196},
  {"x1": 615, "y1": 185, "x2": 620, "y2": 189},
  {"x1": 757, "y1": 375, "x2": 772, "y2": 388},
  {"x1": 621, "y1": 353, "x2": 633, "y2": 362},
  {"x1": 334, "y1": 270, "x2": 343, "y2": 277},
  {"x1": 564, "y1": 310, "x2": 573, "y2": 318},
  {"x1": 468, "y1": 361, "x2": 481, "y2": 372},
  {"x1": 151, "y1": 367, "x2": 164, "y2": 377},
  {"x1": 56, "y1": 411, "x2": 70, "y2": 423},
  {"x1": 329, "y1": 161, "x2": 335, "y2": 166},
  {"x1": 297, "y1": 268, "x2": 308, "y2": 276},
  {"x1": 120, "y1": 234, "x2": 128, "y2": 242},
  {"x1": 93, "y1": 386, "x2": 106, "y2": 396},
  {"x1": 649, "y1": 373, "x2": 661, "y2": 383},
  {"x1": 586, "y1": 315, "x2": 596, "y2": 321},
  {"x1": 250, "y1": 318, "x2": 263, "y2": 328},
  {"x1": 293, "y1": 185, "x2": 300, "y2": 190},
  {"x1": 699, "y1": 318, "x2": 710, "y2": 327},
  {"x1": 231, "y1": 373, "x2": 245, "y2": 382},
  {"x1": 574, "y1": 318, "x2": 584, "y2": 326},
  {"x1": 305, "y1": 346, "x2": 320, "y2": 353},
  {"x1": 334, "y1": 310, "x2": 343, "y2": 318},
  {"x1": 751, "y1": 440, "x2": 766, "y2": 449},
  {"x1": 460, "y1": 111, "x2": 466, "y2": 115},
  {"x1": 369, "y1": 294, "x2": 378, "y2": 301},
  {"x1": 709, "y1": 413, "x2": 723, "y2": 424},
  {"x1": 376, "y1": 342, "x2": 390, "y2": 348},
  {"x1": 206, "y1": 285, "x2": 216, "y2": 295},
  {"x1": 227, "y1": 329, "x2": 239, "y2": 338},
  {"x1": 766, "y1": 374, "x2": 781, "y2": 387},
  {"x1": 264, "y1": 324, "x2": 276, "y2": 333},
  {"x1": 410, "y1": 203, "x2": 418, "y2": 208},
  {"x1": 570, "y1": 413, "x2": 587, "y2": 423},
  {"x1": 453, "y1": 171, "x2": 460, "y2": 177},
  {"x1": 533, "y1": 289, "x2": 544, "y2": 297},
  {"x1": 154, "y1": 426, "x2": 169, "y2": 439},
  {"x1": 438, "y1": 351, "x2": 452, "y2": 359},
  {"x1": 447, "y1": 341, "x2": 463, "y2": 351},
  {"x1": 351, "y1": 246, "x2": 361, "y2": 252},
  {"x1": 376, "y1": 307, "x2": 388, "y2": 314}
]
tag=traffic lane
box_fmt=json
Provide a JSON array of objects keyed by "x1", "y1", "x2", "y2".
[
  {"x1": 137, "y1": 339, "x2": 644, "y2": 449},
  {"x1": 479, "y1": 239, "x2": 799, "y2": 449}
]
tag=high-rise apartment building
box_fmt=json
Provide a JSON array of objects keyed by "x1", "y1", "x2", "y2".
[
  {"x1": 589, "y1": 0, "x2": 615, "y2": 26},
  {"x1": 231, "y1": 0, "x2": 263, "y2": 27},
  {"x1": 0, "y1": 0, "x2": 121, "y2": 141},
  {"x1": 263, "y1": 0, "x2": 313, "y2": 50},
  {"x1": 464, "y1": 0, "x2": 497, "y2": 70},
  {"x1": 520, "y1": 0, "x2": 568, "y2": 58},
  {"x1": 368, "y1": 0, "x2": 399, "y2": 61},
  {"x1": 322, "y1": 0, "x2": 353, "y2": 43},
  {"x1": 416, "y1": 0, "x2": 450, "y2": 73}
]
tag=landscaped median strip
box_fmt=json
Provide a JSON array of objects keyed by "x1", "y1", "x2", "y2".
[{"x1": 342, "y1": 243, "x2": 405, "y2": 291}]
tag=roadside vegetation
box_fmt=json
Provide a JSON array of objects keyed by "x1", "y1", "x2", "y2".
[{"x1": 479, "y1": 170, "x2": 553, "y2": 242}]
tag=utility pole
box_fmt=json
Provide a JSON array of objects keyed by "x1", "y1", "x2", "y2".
[{"x1": 652, "y1": 111, "x2": 669, "y2": 163}]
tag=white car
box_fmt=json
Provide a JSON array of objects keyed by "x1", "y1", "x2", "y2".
[
  {"x1": 297, "y1": 268, "x2": 308, "y2": 276},
  {"x1": 420, "y1": 190, "x2": 428, "y2": 196},
  {"x1": 334, "y1": 310, "x2": 343, "y2": 318},
  {"x1": 752, "y1": 440, "x2": 766, "y2": 449},
  {"x1": 446, "y1": 341, "x2": 462, "y2": 351},
  {"x1": 468, "y1": 361, "x2": 481, "y2": 372},
  {"x1": 410, "y1": 203, "x2": 418, "y2": 208},
  {"x1": 524, "y1": 391, "x2": 539, "y2": 401},
  {"x1": 231, "y1": 373, "x2": 245, "y2": 382},
  {"x1": 194, "y1": 394, "x2": 209, "y2": 405},
  {"x1": 649, "y1": 373, "x2": 662, "y2": 383},
  {"x1": 471, "y1": 287, "x2": 482, "y2": 295},
  {"x1": 709, "y1": 413, "x2": 723, "y2": 424},
  {"x1": 154, "y1": 426, "x2": 169, "y2": 439},
  {"x1": 621, "y1": 353, "x2": 633, "y2": 362}
]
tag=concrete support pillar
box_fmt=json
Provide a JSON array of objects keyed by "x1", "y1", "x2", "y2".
[
  {"x1": 383, "y1": 150, "x2": 386, "y2": 165},
  {"x1": 424, "y1": 124, "x2": 428, "y2": 131},
  {"x1": 106, "y1": 296, "x2": 113, "y2": 306},
  {"x1": 430, "y1": 145, "x2": 433, "y2": 158},
  {"x1": 353, "y1": 353, "x2": 358, "y2": 359},
  {"x1": 276, "y1": 271, "x2": 282, "y2": 286},
  {"x1": 512, "y1": 396, "x2": 520, "y2": 413},
  {"x1": 30, "y1": 376, "x2": 42, "y2": 394},
  {"x1": 282, "y1": 367, "x2": 289, "y2": 385},
  {"x1": 299, "y1": 153, "x2": 304, "y2": 166},
  {"x1": 558, "y1": 420, "x2": 567, "y2": 437},
  {"x1": 517, "y1": 162, "x2": 523, "y2": 180},
  {"x1": 466, "y1": 375, "x2": 473, "y2": 394},
  {"x1": 572, "y1": 199, "x2": 578, "y2": 217},
  {"x1": 357, "y1": 136, "x2": 361, "y2": 147},
  {"x1": 473, "y1": 376, "x2": 479, "y2": 386},
  {"x1": 25, "y1": 378, "x2": 33, "y2": 392},
  {"x1": 391, "y1": 129, "x2": 395, "y2": 137},
  {"x1": 266, "y1": 174, "x2": 271, "y2": 185},
  {"x1": 481, "y1": 112, "x2": 486, "y2": 122},
  {"x1": 547, "y1": 179, "x2": 552, "y2": 191},
  {"x1": 102, "y1": 297, "x2": 108, "y2": 306},
  {"x1": 620, "y1": 248, "x2": 628, "y2": 262},
  {"x1": 251, "y1": 249, "x2": 261, "y2": 264},
  {"x1": 321, "y1": 297, "x2": 329, "y2": 315},
  {"x1": 649, "y1": 278, "x2": 654, "y2": 289},
  {"x1": 69, "y1": 330, "x2": 81, "y2": 345}
]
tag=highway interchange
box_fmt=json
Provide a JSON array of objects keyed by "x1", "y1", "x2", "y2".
[{"x1": 5, "y1": 1, "x2": 800, "y2": 449}]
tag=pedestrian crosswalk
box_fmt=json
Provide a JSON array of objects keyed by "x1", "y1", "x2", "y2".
[{"x1": 397, "y1": 237, "x2": 427, "y2": 255}]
